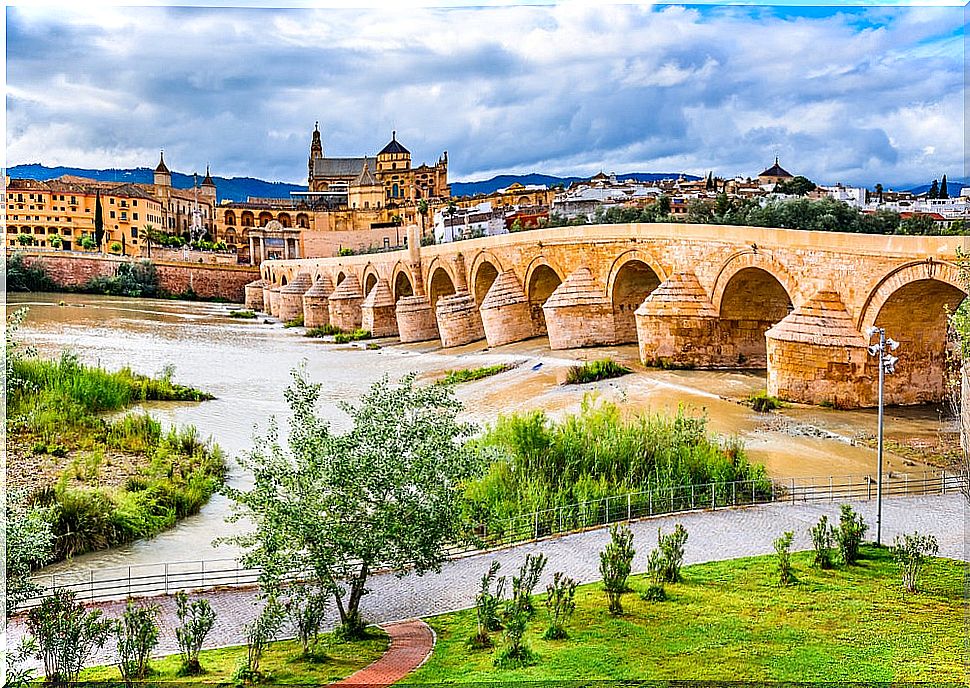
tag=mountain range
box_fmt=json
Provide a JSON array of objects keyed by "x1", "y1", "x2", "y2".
[{"x1": 6, "y1": 163, "x2": 965, "y2": 202}]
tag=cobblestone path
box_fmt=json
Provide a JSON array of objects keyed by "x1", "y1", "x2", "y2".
[
  {"x1": 7, "y1": 494, "x2": 965, "y2": 672},
  {"x1": 331, "y1": 620, "x2": 434, "y2": 687}
]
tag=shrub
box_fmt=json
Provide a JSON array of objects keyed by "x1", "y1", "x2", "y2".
[
  {"x1": 174, "y1": 591, "x2": 216, "y2": 675},
  {"x1": 565, "y1": 358, "x2": 632, "y2": 385},
  {"x1": 305, "y1": 323, "x2": 344, "y2": 337},
  {"x1": 333, "y1": 328, "x2": 371, "y2": 343},
  {"x1": 471, "y1": 561, "x2": 506, "y2": 648},
  {"x1": 748, "y1": 390, "x2": 783, "y2": 412},
  {"x1": 284, "y1": 314, "x2": 305, "y2": 328},
  {"x1": 26, "y1": 588, "x2": 112, "y2": 683},
  {"x1": 442, "y1": 363, "x2": 515, "y2": 385},
  {"x1": 599, "y1": 523, "x2": 635, "y2": 615},
  {"x1": 229, "y1": 309, "x2": 257, "y2": 319},
  {"x1": 109, "y1": 242, "x2": 123, "y2": 253},
  {"x1": 641, "y1": 548, "x2": 668, "y2": 602},
  {"x1": 655, "y1": 524, "x2": 689, "y2": 583},
  {"x1": 835, "y1": 504, "x2": 868, "y2": 566},
  {"x1": 115, "y1": 600, "x2": 161, "y2": 685},
  {"x1": 49, "y1": 235, "x2": 63, "y2": 249},
  {"x1": 543, "y1": 571, "x2": 577, "y2": 640},
  {"x1": 236, "y1": 598, "x2": 285, "y2": 682},
  {"x1": 774, "y1": 531, "x2": 796, "y2": 585},
  {"x1": 810, "y1": 515, "x2": 835, "y2": 569},
  {"x1": 511, "y1": 553, "x2": 547, "y2": 615},
  {"x1": 79, "y1": 236, "x2": 97, "y2": 250},
  {"x1": 497, "y1": 582, "x2": 535, "y2": 668},
  {"x1": 6, "y1": 253, "x2": 57, "y2": 292},
  {"x1": 892, "y1": 532, "x2": 939, "y2": 593},
  {"x1": 285, "y1": 584, "x2": 329, "y2": 655}
]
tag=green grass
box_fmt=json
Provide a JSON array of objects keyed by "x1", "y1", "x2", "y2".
[
  {"x1": 284, "y1": 314, "x2": 305, "y2": 328},
  {"x1": 80, "y1": 629, "x2": 388, "y2": 685},
  {"x1": 747, "y1": 390, "x2": 784, "y2": 412},
  {"x1": 305, "y1": 323, "x2": 344, "y2": 337},
  {"x1": 229, "y1": 309, "x2": 258, "y2": 319},
  {"x1": 334, "y1": 329, "x2": 371, "y2": 343},
  {"x1": 565, "y1": 358, "x2": 632, "y2": 384},
  {"x1": 411, "y1": 546, "x2": 963, "y2": 683},
  {"x1": 442, "y1": 363, "x2": 515, "y2": 385}
]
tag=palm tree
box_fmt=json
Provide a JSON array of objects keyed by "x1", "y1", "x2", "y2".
[{"x1": 417, "y1": 199, "x2": 429, "y2": 239}]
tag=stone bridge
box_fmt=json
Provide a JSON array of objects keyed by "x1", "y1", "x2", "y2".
[{"x1": 253, "y1": 223, "x2": 968, "y2": 408}]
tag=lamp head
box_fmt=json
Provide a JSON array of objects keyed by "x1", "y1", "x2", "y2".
[
  {"x1": 883, "y1": 355, "x2": 898, "y2": 373},
  {"x1": 887, "y1": 338, "x2": 900, "y2": 351},
  {"x1": 867, "y1": 344, "x2": 880, "y2": 356},
  {"x1": 864, "y1": 325, "x2": 878, "y2": 339}
]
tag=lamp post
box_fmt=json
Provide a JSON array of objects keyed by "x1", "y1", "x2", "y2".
[{"x1": 864, "y1": 326, "x2": 900, "y2": 546}]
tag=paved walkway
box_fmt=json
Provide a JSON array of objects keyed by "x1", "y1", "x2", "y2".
[
  {"x1": 332, "y1": 620, "x2": 434, "y2": 687},
  {"x1": 7, "y1": 494, "x2": 966, "y2": 673}
]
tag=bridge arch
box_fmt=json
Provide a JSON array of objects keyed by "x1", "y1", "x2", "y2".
[
  {"x1": 391, "y1": 262, "x2": 415, "y2": 302},
  {"x1": 859, "y1": 260, "x2": 966, "y2": 404},
  {"x1": 711, "y1": 251, "x2": 800, "y2": 313},
  {"x1": 335, "y1": 270, "x2": 347, "y2": 286},
  {"x1": 427, "y1": 258, "x2": 457, "y2": 311},
  {"x1": 607, "y1": 249, "x2": 667, "y2": 343},
  {"x1": 525, "y1": 257, "x2": 564, "y2": 337},
  {"x1": 362, "y1": 263, "x2": 380, "y2": 296},
  {"x1": 470, "y1": 250, "x2": 504, "y2": 305}
]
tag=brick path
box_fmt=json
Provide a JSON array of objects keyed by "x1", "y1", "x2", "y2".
[
  {"x1": 7, "y1": 494, "x2": 966, "y2": 675},
  {"x1": 332, "y1": 620, "x2": 434, "y2": 687}
]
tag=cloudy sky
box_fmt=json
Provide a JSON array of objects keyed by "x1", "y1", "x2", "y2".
[{"x1": 6, "y1": 1, "x2": 966, "y2": 187}]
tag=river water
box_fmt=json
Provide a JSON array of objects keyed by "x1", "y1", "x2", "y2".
[{"x1": 6, "y1": 292, "x2": 949, "y2": 577}]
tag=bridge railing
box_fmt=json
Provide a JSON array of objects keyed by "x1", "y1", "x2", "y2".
[{"x1": 21, "y1": 468, "x2": 958, "y2": 609}]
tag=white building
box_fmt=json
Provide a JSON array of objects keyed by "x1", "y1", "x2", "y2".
[{"x1": 433, "y1": 201, "x2": 507, "y2": 243}]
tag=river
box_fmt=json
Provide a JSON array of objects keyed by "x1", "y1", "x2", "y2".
[{"x1": 6, "y1": 292, "x2": 950, "y2": 577}]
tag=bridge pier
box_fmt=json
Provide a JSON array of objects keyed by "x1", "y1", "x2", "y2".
[
  {"x1": 361, "y1": 279, "x2": 398, "y2": 337},
  {"x1": 244, "y1": 279, "x2": 266, "y2": 311},
  {"x1": 267, "y1": 285, "x2": 282, "y2": 318},
  {"x1": 766, "y1": 287, "x2": 871, "y2": 408},
  {"x1": 278, "y1": 272, "x2": 313, "y2": 322},
  {"x1": 543, "y1": 267, "x2": 616, "y2": 349},
  {"x1": 328, "y1": 273, "x2": 364, "y2": 331},
  {"x1": 635, "y1": 271, "x2": 720, "y2": 368},
  {"x1": 480, "y1": 271, "x2": 535, "y2": 348},
  {"x1": 396, "y1": 296, "x2": 439, "y2": 342},
  {"x1": 303, "y1": 275, "x2": 334, "y2": 328},
  {"x1": 436, "y1": 292, "x2": 485, "y2": 348}
]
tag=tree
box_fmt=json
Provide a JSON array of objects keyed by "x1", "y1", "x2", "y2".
[
  {"x1": 928, "y1": 179, "x2": 939, "y2": 199},
  {"x1": 599, "y1": 523, "x2": 635, "y2": 615},
  {"x1": 284, "y1": 583, "x2": 329, "y2": 655},
  {"x1": 224, "y1": 367, "x2": 480, "y2": 637},
  {"x1": 5, "y1": 491, "x2": 54, "y2": 615},
  {"x1": 417, "y1": 199, "x2": 429, "y2": 239},
  {"x1": 655, "y1": 195, "x2": 672, "y2": 217},
  {"x1": 94, "y1": 188, "x2": 105, "y2": 250},
  {"x1": 900, "y1": 213, "x2": 938, "y2": 236},
  {"x1": 939, "y1": 174, "x2": 949, "y2": 199},
  {"x1": 773, "y1": 531, "x2": 795, "y2": 585},
  {"x1": 115, "y1": 600, "x2": 161, "y2": 686},
  {"x1": 471, "y1": 560, "x2": 506, "y2": 648},
  {"x1": 891, "y1": 532, "x2": 939, "y2": 593},
  {"x1": 26, "y1": 589, "x2": 112, "y2": 683},
  {"x1": 174, "y1": 591, "x2": 216, "y2": 674},
  {"x1": 834, "y1": 504, "x2": 867, "y2": 566},
  {"x1": 543, "y1": 572, "x2": 577, "y2": 640},
  {"x1": 874, "y1": 183, "x2": 884, "y2": 203},
  {"x1": 775, "y1": 176, "x2": 817, "y2": 196}
]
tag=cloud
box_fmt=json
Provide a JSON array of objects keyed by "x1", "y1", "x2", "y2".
[{"x1": 5, "y1": 3, "x2": 964, "y2": 187}]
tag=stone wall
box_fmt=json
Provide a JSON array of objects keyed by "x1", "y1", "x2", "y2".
[{"x1": 14, "y1": 250, "x2": 257, "y2": 302}]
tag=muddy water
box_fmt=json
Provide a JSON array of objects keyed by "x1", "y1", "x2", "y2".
[{"x1": 6, "y1": 292, "x2": 944, "y2": 576}]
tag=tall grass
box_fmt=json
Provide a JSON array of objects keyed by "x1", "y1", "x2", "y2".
[
  {"x1": 464, "y1": 395, "x2": 770, "y2": 535},
  {"x1": 442, "y1": 364, "x2": 515, "y2": 385},
  {"x1": 565, "y1": 359, "x2": 632, "y2": 384}
]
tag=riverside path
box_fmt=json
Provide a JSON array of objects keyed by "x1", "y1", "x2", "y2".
[{"x1": 6, "y1": 494, "x2": 965, "y2": 670}]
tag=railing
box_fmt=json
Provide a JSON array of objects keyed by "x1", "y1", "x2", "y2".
[{"x1": 22, "y1": 469, "x2": 958, "y2": 608}]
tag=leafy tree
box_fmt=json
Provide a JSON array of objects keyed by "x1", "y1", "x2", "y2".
[
  {"x1": 543, "y1": 571, "x2": 577, "y2": 639},
  {"x1": 5, "y1": 491, "x2": 54, "y2": 616},
  {"x1": 861, "y1": 209, "x2": 902, "y2": 235},
  {"x1": 284, "y1": 583, "x2": 329, "y2": 655},
  {"x1": 237, "y1": 598, "x2": 285, "y2": 682},
  {"x1": 928, "y1": 179, "x2": 939, "y2": 199},
  {"x1": 599, "y1": 523, "x2": 635, "y2": 615},
  {"x1": 891, "y1": 532, "x2": 939, "y2": 593},
  {"x1": 49, "y1": 235, "x2": 63, "y2": 249},
  {"x1": 79, "y1": 235, "x2": 97, "y2": 250},
  {"x1": 810, "y1": 515, "x2": 835, "y2": 569},
  {"x1": 6, "y1": 254, "x2": 57, "y2": 293},
  {"x1": 834, "y1": 504, "x2": 868, "y2": 566},
  {"x1": 775, "y1": 176, "x2": 817, "y2": 196},
  {"x1": 773, "y1": 531, "x2": 796, "y2": 585},
  {"x1": 471, "y1": 560, "x2": 506, "y2": 648},
  {"x1": 174, "y1": 591, "x2": 216, "y2": 674},
  {"x1": 939, "y1": 174, "x2": 949, "y2": 199},
  {"x1": 224, "y1": 367, "x2": 480, "y2": 638},
  {"x1": 655, "y1": 523, "x2": 689, "y2": 582},
  {"x1": 16, "y1": 233, "x2": 33, "y2": 246},
  {"x1": 899, "y1": 213, "x2": 938, "y2": 236},
  {"x1": 115, "y1": 600, "x2": 161, "y2": 686},
  {"x1": 26, "y1": 588, "x2": 112, "y2": 683},
  {"x1": 655, "y1": 194, "x2": 672, "y2": 217}
]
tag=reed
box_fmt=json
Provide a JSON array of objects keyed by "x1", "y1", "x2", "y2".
[{"x1": 564, "y1": 358, "x2": 632, "y2": 385}]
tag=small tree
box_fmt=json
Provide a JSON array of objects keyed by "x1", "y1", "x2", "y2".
[
  {"x1": 17, "y1": 233, "x2": 33, "y2": 246},
  {"x1": 3, "y1": 638, "x2": 38, "y2": 688},
  {"x1": 471, "y1": 560, "x2": 506, "y2": 648},
  {"x1": 49, "y1": 235, "x2": 63, "y2": 249},
  {"x1": 236, "y1": 599, "x2": 285, "y2": 682},
  {"x1": 892, "y1": 532, "x2": 939, "y2": 593},
  {"x1": 174, "y1": 591, "x2": 216, "y2": 675},
  {"x1": 834, "y1": 504, "x2": 868, "y2": 566},
  {"x1": 115, "y1": 600, "x2": 161, "y2": 686},
  {"x1": 599, "y1": 523, "x2": 635, "y2": 615},
  {"x1": 543, "y1": 572, "x2": 577, "y2": 640},
  {"x1": 284, "y1": 583, "x2": 329, "y2": 656},
  {"x1": 26, "y1": 588, "x2": 112, "y2": 683},
  {"x1": 774, "y1": 531, "x2": 796, "y2": 585},
  {"x1": 656, "y1": 524, "x2": 689, "y2": 583},
  {"x1": 810, "y1": 515, "x2": 835, "y2": 569},
  {"x1": 641, "y1": 548, "x2": 667, "y2": 602},
  {"x1": 510, "y1": 553, "x2": 547, "y2": 615},
  {"x1": 5, "y1": 491, "x2": 54, "y2": 615},
  {"x1": 496, "y1": 569, "x2": 537, "y2": 668}
]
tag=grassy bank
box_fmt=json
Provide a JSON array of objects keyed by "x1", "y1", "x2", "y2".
[
  {"x1": 463, "y1": 396, "x2": 770, "y2": 536},
  {"x1": 442, "y1": 363, "x2": 515, "y2": 385},
  {"x1": 80, "y1": 630, "x2": 388, "y2": 685},
  {"x1": 412, "y1": 546, "x2": 962, "y2": 682}
]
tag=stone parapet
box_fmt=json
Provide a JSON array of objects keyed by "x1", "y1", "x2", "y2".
[
  {"x1": 396, "y1": 295, "x2": 439, "y2": 342},
  {"x1": 328, "y1": 274, "x2": 364, "y2": 332},
  {"x1": 436, "y1": 291, "x2": 485, "y2": 348},
  {"x1": 244, "y1": 279, "x2": 265, "y2": 311},
  {"x1": 278, "y1": 272, "x2": 313, "y2": 323},
  {"x1": 635, "y1": 271, "x2": 720, "y2": 367},
  {"x1": 361, "y1": 279, "x2": 398, "y2": 337},
  {"x1": 543, "y1": 266, "x2": 615, "y2": 350},
  {"x1": 303, "y1": 275, "x2": 335, "y2": 328},
  {"x1": 479, "y1": 271, "x2": 534, "y2": 347}
]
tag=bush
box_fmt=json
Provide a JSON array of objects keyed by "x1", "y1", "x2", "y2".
[
  {"x1": 774, "y1": 531, "x2": 796, "y2": 585},
  {"x1": 543, "y1": 571, "x2": 577, "y2": 640},
  {"x1": 305, "y1": 323, "x2": 344, "y2": 337},
  {"x1": 565, "y1": 358, "x2": 632, "y2": 385},
  {"x1": 891, "y1": 532, "x2": 939, "y2": 593},
  {"x1": 6, "y1": 253, "x2": 57, "y2": 292},
  {"x1": 237, "y1": 598, "x2": 285, "y2": 682},
  {"x1": 642, "y1": 548, "x2": 668, "y2": 602},
  {"x1": 333, "y1": 329, "x2": 371, "y2": 343},
  {"x1": 471, "y1": 561, "x2": 506, "y2": 648},
  {"x1": 115, "y1": 600, "x2": 161, "y2": 685},
  {"x1": 109, "y1": 242, "x2": 123, "y2": 253},
  {"x1": 810, "y1": 515, "x2": 835, "y2": 569},
  {"x1": 229, "y1": 309, "x2": 257, "y2": 319},
  {"x1": 599, "y1": 523, "x2": 635, "y2": 615},
  {"x1": 284, "y1": 314, "x2": 305, "y2": 328},
  {"x1": 174, "y1": 591, "x2": 216, "y2": 675},
  {"x1": 655, "y1": 524, "x2": 689, "y2": 583},
  {"x1": 748, "y1": 390, "x2": 783, "y2": 412},
  {"x1": 26, "y1": 588, "x2": 112, "y2": 683},
  {"x1": 442, "y1": 364, "x2": 515, "y2": 385},
  {"x1": 285, "y1": 584, "x2": 329, "y2": 655},
  {"x1": 511, "y1": 553, "x2": 547, "y2": 615},
  {"x1": 835, "y1": 504, "x2": 868, "y2": 566},
  {"x1": 81, "y1": 261, "x2": 160, "y2": 298}
]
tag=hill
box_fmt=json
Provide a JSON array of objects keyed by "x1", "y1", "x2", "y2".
[
  {"x1": 903, "y1": 178, "x2": 968, "y2": 197},
  {"x1": 7, "y1": 164, "x2": 306, "y2": 203},
  {"x1": 450, "y1": 172, "x2": 697, "y2": 197}
]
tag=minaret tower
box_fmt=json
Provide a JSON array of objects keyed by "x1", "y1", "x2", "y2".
[{"x1": 308, "y1": 121, "x2": 323, "y2": 188}]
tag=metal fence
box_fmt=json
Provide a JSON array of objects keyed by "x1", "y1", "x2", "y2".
[{"x1": 23, "y1": 468, "x2": 959, "y2": 608}]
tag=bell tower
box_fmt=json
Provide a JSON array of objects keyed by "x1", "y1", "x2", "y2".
[{"x1": 308, "y1": 121, "x2": 323, "y2": 187}]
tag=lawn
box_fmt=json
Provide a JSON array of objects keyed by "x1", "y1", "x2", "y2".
[
  {"x1": 409, "y1": 546, "x2": 963, "y2": 682},
  {"x1": 80, "y1": 629, "x2": 388, "y2": 685}
]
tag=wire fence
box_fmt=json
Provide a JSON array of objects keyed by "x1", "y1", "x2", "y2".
[{"x1": 22, "y1": 468, "x2": 959, "y2": 608}]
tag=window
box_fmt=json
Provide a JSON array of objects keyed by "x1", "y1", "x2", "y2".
[
  {"x1": 70, "y1": 196, "x2": 76, "y2": 205},
  {"x1": 110, "y1": 198, "x2": 115, "y2": 204},
  {"x1": 110, "y1": 210, "x2": 116, "y2": 218},
  {"x1": 133, "y1": 213, "x2": 138, "y2": 220},
  {"x1": 131, "y1": 227, "x2": 138, "y2": 238}
]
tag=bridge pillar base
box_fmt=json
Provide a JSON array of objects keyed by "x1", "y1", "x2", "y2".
[
  {"x1": 396, "y1": 296, "x2": 439, "y2": 342},
  {"x1": 635, "y1": 271, "x2": 722, "y2": 368},
  {"x1": 480, "y1": 271, "x2": 534, "y2": 347},
  {"x1": 328, "y1": 274, "x2": 364, "y2": 332},
  {"x1": 278, "y1": 272, "x2": 313, "y2": 323},
  {"x1": 543, "y1": 267, "x2": 615, "y2": 350},
  {"x1": 244, "y1": 280, "x2": 265, "y2": 312},
  {"x1": 267, "y1": 286, "x2": 282, "y2": 318},
  {"x1": 303, "y1": 276, "x2": 334, "y2": 328},
  {"x1": 361, "y1": 279, "x2": 398, "y2": 338},
  {"x1": 436, "y1": 291, "x2": 485, "y2": 348}
]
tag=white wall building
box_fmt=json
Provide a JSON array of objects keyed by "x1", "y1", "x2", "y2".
[{"x1": 433, "y1": 201, "x2": 507, "y2": 243}]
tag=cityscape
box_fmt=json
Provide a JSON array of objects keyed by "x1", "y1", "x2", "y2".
[{"x1": 4, "y1": 2, "x2": 967, "y2": 686}]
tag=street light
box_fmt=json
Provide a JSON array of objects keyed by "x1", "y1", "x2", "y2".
[{"x1": 864, "y1": 325, "x2": 900, "y2": 546}]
